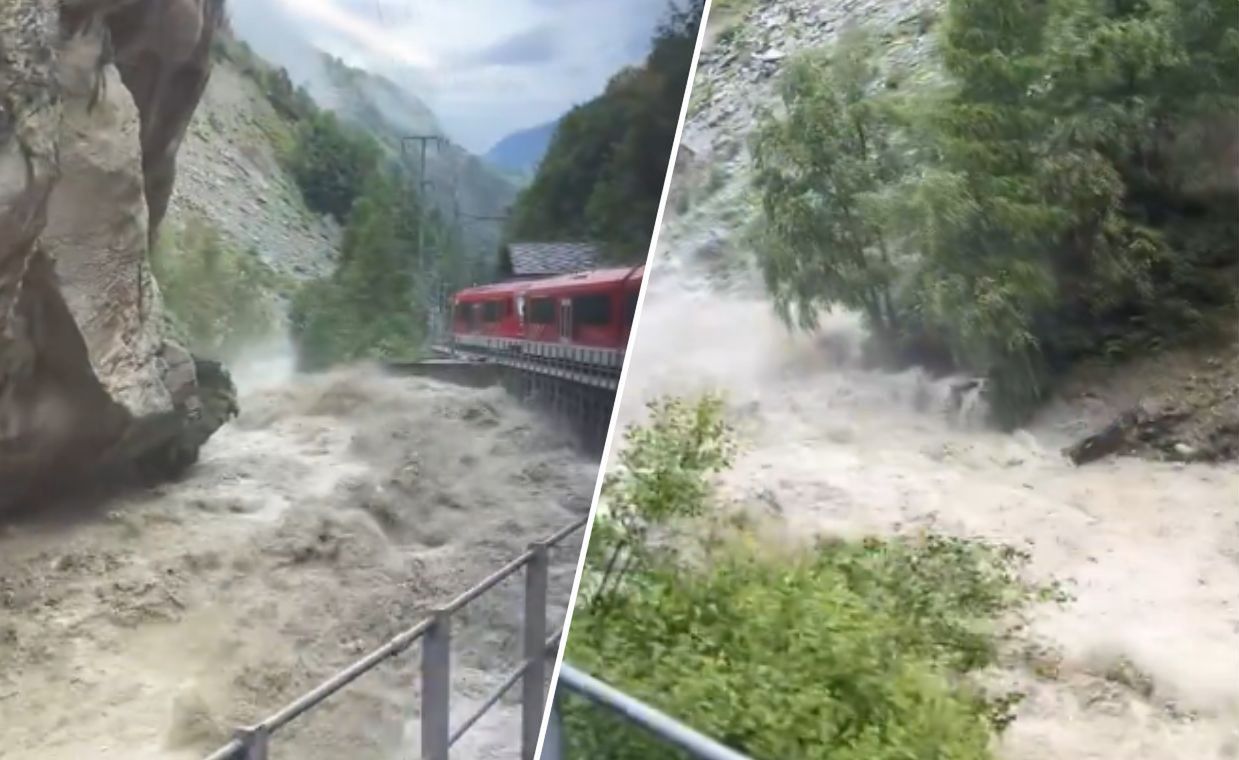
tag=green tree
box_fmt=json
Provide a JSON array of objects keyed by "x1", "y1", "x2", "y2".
[
  {"x1": 749, "y1": 0, "x2": 1237, "y2": 425},
  {"x1": 751, "y1": 27, "x2": 908, "y2": 341},
  {"x1": 289, "y1": 111, "x2": 382, "y2": 221},
  {"x1": 884, "y1": 0, "x2": 1065, "y2": 422},
  {"x1": 290, "y1": 168, "x2": 431, "y2": 368}
]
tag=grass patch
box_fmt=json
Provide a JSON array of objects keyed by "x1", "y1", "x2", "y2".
[
  {"x1": 708, "y1": 0, "x2": 756, "y2": 50},
  {"x1": 688, "y1": 78, "x2": 714, "y2": 117}
]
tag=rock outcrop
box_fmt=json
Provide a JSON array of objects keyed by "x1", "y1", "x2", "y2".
[{"x1": 0, "y1": 0, "x2": 233, "y2": 512}]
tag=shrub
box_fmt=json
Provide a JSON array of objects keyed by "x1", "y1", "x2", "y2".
[
  {"x1": 287, "y1": 112, "x2": 382, "y2": 222},
  {"x1": 150, "y1": 217, "x2": 277, "y2": 360},
  {"x1": 563, "y1": 396, "x2": 1058, "y2": 759}
]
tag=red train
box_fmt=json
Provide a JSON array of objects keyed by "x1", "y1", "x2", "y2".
[{"x1": 448, "y1": 265, "x2": 644, "y2": 379}]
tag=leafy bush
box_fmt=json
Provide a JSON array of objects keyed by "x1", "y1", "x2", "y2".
[
  {"x1": 151, "y1": 217, "x2": 278, "y2": 359},
  {"x1": 584, "y1": 394, "x2": 736, "y2": 605},
  {"x1": 750, "y1": 1, "x2": 1239, "y2": 426},
  {"x1": 288, "y1": 112, "x2": 382, "y2": 222},
  {"x1": 289, "y1": 169, "x2": 433, "y2": 369},
  {"x1": 563, "y1": 395, "x2": 1057, "y2": 759}
]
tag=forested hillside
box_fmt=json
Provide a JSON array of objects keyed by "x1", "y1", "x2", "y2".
[
  {"x1": 316, "y1": 54, "x2": 518, "y2": 269},
  {"x1": 505, "y1": 1, "x2": 705, "y2": 262},
  {"x1": 748, "y1": 0, "x2": 1238, "y2": 425}
]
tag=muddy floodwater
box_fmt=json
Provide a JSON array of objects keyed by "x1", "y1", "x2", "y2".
[
  {"x1": 0, "y1": 363, "x2": 595, "y2": 760},
  {"x1": 611, "y1": 241, "x2": 1239, "y2": 760}
]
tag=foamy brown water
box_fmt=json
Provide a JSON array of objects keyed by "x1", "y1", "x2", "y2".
[
  {"x1": 612, "y1": 252, "x2": 1239, "y2": 759},
  {"x1": 0, "y1": 365, "x2": 595, "y2": 759}
]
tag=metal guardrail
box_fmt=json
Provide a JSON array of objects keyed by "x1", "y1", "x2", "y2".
[
  {"x1": 552, "y1": 663, "x2": 754, "y2": 760},
  {"x1": 203, "y1": 516, "x2": 588, "y2": 760}
]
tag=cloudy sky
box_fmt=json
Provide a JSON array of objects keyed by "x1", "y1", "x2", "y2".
[{"x1": 229, "y1": 0, "x2": 678, "y2": 153}]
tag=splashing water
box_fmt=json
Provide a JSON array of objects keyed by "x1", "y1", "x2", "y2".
[
  {"x1": 613, "y1": 254, "x2": 1239, "y2": 760},
  {"x1": 0, "y1": 365, "x2": 595, "y2": 760},
  {"x1": 223, "y1": 333, "x2": 298, "y2": 396}
]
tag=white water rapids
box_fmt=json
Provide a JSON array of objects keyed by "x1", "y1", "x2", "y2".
[
  {"x1": 0, "y1": 355, "x2": 595, "y2": 759},
  {"x1": 609, "y1": 247, "x2": 1239, "y2": 759}
]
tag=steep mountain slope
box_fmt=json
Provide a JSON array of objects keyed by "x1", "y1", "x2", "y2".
[
  {"x1": 168, "y1": 57, "x2": 341, "y2": 283},
  {"x1": 317, "y1": 56, "x2": 518, "y2": 262},
  {"x1": 505, "y1": 2, "x2": 703, "y2": 262},
  {"x1": 485, "y1": 118, "x2": 560, "y2": 179}
]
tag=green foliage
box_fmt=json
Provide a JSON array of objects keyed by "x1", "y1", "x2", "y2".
[
  {"x1": 750, "y1": 0, "x2": 1239, "y2": 426},
  {"x1": 604, "y1": 394, "x2": 735, "y2": 526},
  {"x1": 288, "y1": 111, "x2": 382, "y2": 222},
  {"x1": 752, "y1": 27, "x2": 908, "y2": 337},
  {"x1": 257, "y1": 66, "x2": 317, "y2": 123},
  {"x1": 151, "y1": 218, "x2": 278, "y2": 359},
  {"x1": 290, "y1": 169, "x2": 435, "y2": 369},
  {"x1": 586, "y1": 394, "x2": 736, "y2": 604},
  {"x1": 564, "y1": 395, "x2": 1056, "y2": 759},
  {"x1": 210, "y1": 27, "x2": 476, "y2": 369},
  {"x1": 506, "y1": 2, "x2": 704, "y2": 261}
]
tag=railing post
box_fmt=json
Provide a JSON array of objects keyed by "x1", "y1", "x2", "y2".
[
  {"x1": 422, "y1": 608, "x2": 452, "y2": 760},
  {"x1": 521, "y1": 541, "x2": 550, "y2": 760},
  {"x1": 236, "y1": 725, "x2": 269, "y2": 760}
]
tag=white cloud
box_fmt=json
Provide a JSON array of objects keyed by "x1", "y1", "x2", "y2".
[
  {"x1": 255, "y1": 0, "x2": 674, "y2": 152},
  {"x1": 272, "y1": 0, "x2": 437, "y2": 69}
]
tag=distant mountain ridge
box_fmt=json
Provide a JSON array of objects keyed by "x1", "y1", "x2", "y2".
[
  {"x1": 316, "y1": 55, "x2": 518, "y2": 260},
  {"x1": 223, "y1": 0, "x2": 517, "y2": 261},
  {"x1": 485, "y1": 119, "x2": 560, "y2": 177}
]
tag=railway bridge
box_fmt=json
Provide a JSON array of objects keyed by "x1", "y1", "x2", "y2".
[{"x1": 387, "y1": 337, "x2": 622, "y2": 455}]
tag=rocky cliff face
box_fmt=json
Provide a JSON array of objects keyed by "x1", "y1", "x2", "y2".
[{"x1": 0, "y1": 0, "x2": 232, "y2": 511}]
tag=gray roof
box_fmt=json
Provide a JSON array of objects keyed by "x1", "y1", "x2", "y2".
[{"x1": 504, "y1": 242, "x2": 600, "y2": 277}]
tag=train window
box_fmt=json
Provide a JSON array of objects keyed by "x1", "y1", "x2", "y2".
[
  {"x1": 623, "y1": 292, "x2": 639, "y2": 327},
  {"x1": 527, "y1": 297, "x2": 556, "y2": 324},
  {"x1": 482, "y1": 300, "x2": 502, "y2": 322},
  {"x1": 455, "y1": 303, "x2": 478, "y2": 328},
  {"x1": 572, "y1": 294, "x2": 611, "y2": 326}
]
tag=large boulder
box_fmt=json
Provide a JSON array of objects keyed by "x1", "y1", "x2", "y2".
[{"x1": 0, "y1": 0, "x2": 231, "y2": 513}]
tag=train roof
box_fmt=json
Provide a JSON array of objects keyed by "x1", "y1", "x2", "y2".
[
  {"x1": 454, "y1": 280, "x2": 532, "y2": 301},
  {"x1": 524, "y1": 266, "x2": 644, "y2": 297},
  {"x1": 454, "y1": 266, "x2": 644, "y2": 301}
]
